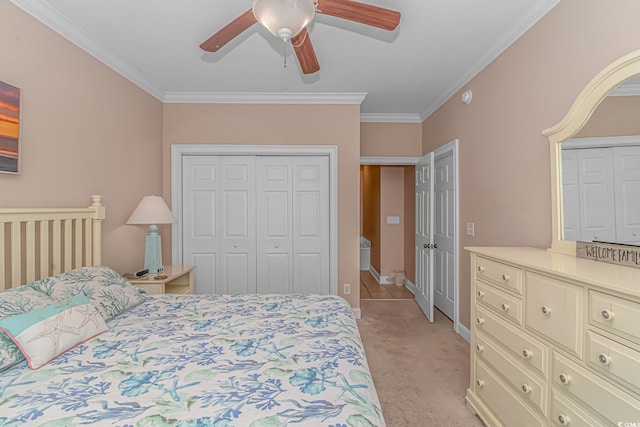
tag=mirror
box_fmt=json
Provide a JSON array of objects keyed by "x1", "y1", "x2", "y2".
[{"x1": 543, "y1": 49, "x2": 640, "y2": 255}]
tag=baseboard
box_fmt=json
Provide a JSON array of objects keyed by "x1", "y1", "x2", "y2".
[
  {"x1": 368, "y1": 266, "x2": 392, "y2": 284},
  {"x1": 456, "y1": 322, "x2": 471, "y2": 343},
  {"x1": 352, "y1": 308, "x2": 362, "y2": 319}
]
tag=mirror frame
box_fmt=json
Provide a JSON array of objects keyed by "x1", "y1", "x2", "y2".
[{"x1": 542, "y1": 49, "x2": 640, "y2": 255}]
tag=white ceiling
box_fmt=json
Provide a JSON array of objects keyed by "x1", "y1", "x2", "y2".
[{"x1": 11, "y1": 0, "x2": 559, "y2": 122}]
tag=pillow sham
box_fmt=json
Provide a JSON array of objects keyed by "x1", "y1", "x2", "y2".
[
  {"x1": 0, "y1": 286, "x2": 57, "y2": 371},
  {"x1": 30, "y1": 265, "x2": 146, "y2": 320},
  {"x1": 0, "y1": 294, "x2": 107, "y2": 369}
]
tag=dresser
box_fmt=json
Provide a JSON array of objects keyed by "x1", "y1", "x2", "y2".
[{"x1": 466, "y1": 247, "x2": 640, "y2": 427}]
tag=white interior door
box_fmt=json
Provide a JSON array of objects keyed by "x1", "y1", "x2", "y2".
[
  {"x1": 182, "y1": 155, "x2": 219, "y2": 294},
  {"x1": 256, "y1": 157, "x2": 294, "y2": 293},
  {"x1": 292, "y1": 156, "x2": 330, "y2": 294},
  {"x1": 578, "y1": 148, "x2": 616, "y2": 242},
  {"x1": 220, "y1": 157, "x2": 256, "y2": 293},
  {"x1": 433, "y1": 151, "x2": 456, "y2": 320},
  {"x1": 415, "y1": 152, "x2": 434, "y2": 322},
  {"x1": 613, "y1": 146, "x2": 640, "y2": 244},
  {"x1": 561, "y1": 149, "x2": 581, "y2": 241}
]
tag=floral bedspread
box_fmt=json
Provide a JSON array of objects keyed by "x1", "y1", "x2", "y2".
[{"x1": 0, "y1": 294, "x2": 384, "y2": 427}]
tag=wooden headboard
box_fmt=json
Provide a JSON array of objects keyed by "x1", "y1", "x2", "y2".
[{"x1": 0, "y1": 195, "x2": 106, "y2": 290}]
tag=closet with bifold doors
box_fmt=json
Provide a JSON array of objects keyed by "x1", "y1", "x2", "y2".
[{"x1": 181, "y1": 155, "x2": 329, "y2": 295}]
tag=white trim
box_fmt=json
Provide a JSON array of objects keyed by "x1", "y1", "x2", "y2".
[
  {"x1": 170, "y1": 144, "x2": 339, "y2": 296},
  {"x1": 433, "y1": 139, "x2": 460, "y2": 336},
  {"x1": 457, "y1": 322, "x2": 471, "y2": 343},
  {"x1": 351, "y1": 308, "x2": 362, "y2": 319},
  {"x1": 563, "y1": 135, "x2": 640, "y2": 150},
  {"x1": 163, "y1": 92, "x2": 368, "y2": 105},
  {"x1": 419, "y1": 0, "x2": 559, "y2": 121},
  {"x1": 9, "y1": 0, "x2": 165, "y2": 100},
  {"x1": 360, "y1": 113, "x2": 423, "y2": 123},
  {"x1": 360, "y1": 156, "x2": 421, "y2": 165},
  {"x1": 610, "y1": 83, "x2": 640, "y2": 97}
]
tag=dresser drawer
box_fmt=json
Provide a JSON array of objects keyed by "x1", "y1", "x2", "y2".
[
  {"x1": 551, "y1": 390, "x2": 605, "y2": 427},
  {"x1": 476, "y1": 280, "x2": 523, "y2": 325},
  {"x1": 475, "y1": 306, "x2": 548, "y2": 377},
  {"x1": 476, "y1": 256, "x2": 523, "y2": 294},
  {"x1": 589, "y1": 290, "x2": 640, "y2": 345},
  {"x1": 476, "y1": 332, "x2": 547, "y2": 415},
  {"x1": 553, "y1": 352, "x2": 640, "y2": 425},
  {"x1": 475, "y1": 359, "x2": 546, "y2": 427},
  {"x1": 587, "y1": 330, "x2": 640, "y2": 393},
  {"x1": 525, "y1": 272, "x2": 583, "y2": 358}
]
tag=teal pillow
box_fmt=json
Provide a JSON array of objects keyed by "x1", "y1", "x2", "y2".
[
  {"x1": 0, "y1": 286, "x2": 56, "y2": 371},
  {"x1": 0, "y1": 295, "x2": 107, "y2": 369},
  {"x1": 30, "y1": 265, "x2": 146, "y2": 320}
]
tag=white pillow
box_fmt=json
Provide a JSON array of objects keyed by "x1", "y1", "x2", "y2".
[{"x1": 0, "y1": 294, "x2": 107, "y2": 369}]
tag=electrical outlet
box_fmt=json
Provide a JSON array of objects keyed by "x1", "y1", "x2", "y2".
[
  {"x1": 466, "y1": 222, "x2": 475, "y2": 236},
  {"x1": 343, "y1": 283, "x2": 351, "y2": 295}
]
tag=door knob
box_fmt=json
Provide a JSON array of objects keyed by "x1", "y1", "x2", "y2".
[
  {"x1": 424, "y1": 244, "x2": 428, "y2": 249},
  {"x1": 433, "y1": 243, "x2": 438, "y2": 248}
]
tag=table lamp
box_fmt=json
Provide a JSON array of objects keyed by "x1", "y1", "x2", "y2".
[{"x1": 126, "y1": 195, "x2": 176, "y2": 274}]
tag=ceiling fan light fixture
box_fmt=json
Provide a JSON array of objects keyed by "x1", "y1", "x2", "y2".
[{"x1": 253, "y1": 0, "x2": 316, "y2": 42}]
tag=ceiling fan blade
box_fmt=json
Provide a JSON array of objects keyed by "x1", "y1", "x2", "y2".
[
  {"x1": 317, "y1": 0, "x2": 400, "y2": 31},
  {"x1": 291, "y1": 28, "x2": 320, "y2": 74},
  {"x1": 199, "y1": 9, "x2": 257, "y2": 52}
]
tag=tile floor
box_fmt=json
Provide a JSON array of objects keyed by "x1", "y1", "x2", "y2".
[{"x1": 360, "y1": 271, "x2": 415, "y2": 300}]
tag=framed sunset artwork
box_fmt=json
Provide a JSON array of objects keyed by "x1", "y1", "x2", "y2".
[{"x1": 0, "y1": 80, "x2": 21, "y2": 174}]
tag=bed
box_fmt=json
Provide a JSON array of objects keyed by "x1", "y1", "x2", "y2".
[{"x1": 0, "y1": 197, "x2": 384, "y2": 426}]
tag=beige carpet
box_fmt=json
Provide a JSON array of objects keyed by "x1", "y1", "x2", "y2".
[{"x1": 357, "y1": 300, "x2": 484, "y2": 427}]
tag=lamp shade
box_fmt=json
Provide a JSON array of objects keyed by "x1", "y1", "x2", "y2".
[
  {"x1": 253, "y1": 0, "x2": 315, "y2": 41},
  {"x1": 126, "y1": 195, "x2": 176, "y2": 225}
]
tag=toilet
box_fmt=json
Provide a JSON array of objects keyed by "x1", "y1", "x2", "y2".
[{"x1": 360, "y1": 237, "x2": 371, "y2": 271}]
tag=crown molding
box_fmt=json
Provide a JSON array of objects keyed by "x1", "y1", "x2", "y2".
[
  {"x1": 10, "y1": 0, "x2": 165, "y2": 100},
  {"x1": 163, "y1": 92, "x2": 367, "y2": 104},
  {"x1": 418, "y1": 0, "x2": 560, "y2": 121},
  {"x1": 609, "y1": 83, "x2": 640, "y2": 97},
  {"x1": 359, "y1": 113, "x2": 422, "y2": 123}
]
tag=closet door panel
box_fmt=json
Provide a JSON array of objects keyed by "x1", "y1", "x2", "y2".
[
  {"x1": 293, "y1": 157, "x2": 329, "y2": 294},
  {"x1": 220, "y1": 157, "x2": 256, "y2": 293},
  {"x1": 257, "y1": 157, "x2": 293, "y2": 294},
  {"x1": 614, "y1": 146, "x2": 640, "y2": 244},
  {"x1": 183, "y1": 156, "x2": 220, "y2": 294}
]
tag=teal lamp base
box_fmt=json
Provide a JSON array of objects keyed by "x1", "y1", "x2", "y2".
[{"x1": 143, "y1": 224, "x2": 164, "y2": 274}]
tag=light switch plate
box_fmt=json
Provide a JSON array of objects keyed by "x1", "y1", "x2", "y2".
[
  {"x1": 387, "y1": 216, "x2": 400, "y2": 224},
  {"x1": 466, "y1": 222, "x2": 475, "y2": 236}
]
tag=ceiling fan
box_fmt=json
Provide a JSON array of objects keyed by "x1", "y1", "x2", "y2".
[{"x1": 199, "y1": 0, "x2": 401, "y2": 74}]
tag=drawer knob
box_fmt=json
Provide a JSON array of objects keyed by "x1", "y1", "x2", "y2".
[
  {"x1": 598, "y1": 353, "x2": 611, "y2": 366},
  {"x1": 557, "y1": 413, "x2": 570, "y2": 425},
  {"x1": 476, "y1": 317, "x2": 485, "y2": 325},
  {"x1": 601, "y1": 309, "x2": 613, "y2": 321},
  {"x1": 476, "y1": 344, "x2": 484, "y2": 353},
  {"x1": 521, "y1": 384, "x2": 531, "y2": 394},
  {"x1": 541, "y1": 305, "x2": 551, "y2": 315},
  {"x1": 477, "y1": 266, "x2": 485, "y2": 273},
  {"x1": 502, "y1": 273, "x2": 510, "y2": 281},
  {"x1": 501, "y1": 303, "x2": 509, "y2": 311},
  {"x1": 233, "y1": 244, "x2": 238, "y2": 248},
  {"x1": 476, "y1": 379, "x2": 484, "y2": 388},
  {"x1": 559, "y1": 373, "x2": 571, "y2": 385},
  {"x1": 522, "y1": 349, "x2": 532, "y2": 359},
  {"x1": 477, "y1": 290, "x2": 485, "y2": 298}
]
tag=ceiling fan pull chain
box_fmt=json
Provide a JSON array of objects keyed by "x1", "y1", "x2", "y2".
[{"x1": 283, "y1": 40, "x2": 287, "y2": 68}]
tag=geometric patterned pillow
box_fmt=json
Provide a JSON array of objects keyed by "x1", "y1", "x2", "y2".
[
  {"x1": 0, "y1": 294, "x2": 107, "y2": 369},
  {"x1": 30, "y1": 265, "x2": 146, "y2": 321},
  {"x1": 0, "y1": 286, "x2": 57, "y2": 371}
]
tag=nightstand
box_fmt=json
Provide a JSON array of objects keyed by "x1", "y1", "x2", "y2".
[{"x1": 128, "y1": 265, "x2": 195, "y2": 295}]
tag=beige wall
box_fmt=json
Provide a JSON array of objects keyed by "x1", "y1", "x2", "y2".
[
  {"x1": 361, "y1": 122, "x2": 422, "y2": 157},
  {"x1": 0, "y1": 2, "x2": 163, "y2": 274},
  {"x1": 161, "y1": 103, "x2": 361, "y2": 307},
  {"x1": 380, "y1": 167, "x2": 405, "y2": 276},
  {"x1": 422, "y1": 0, "x2": 640, "y2": 328},
  {"x1": 576, "y1": 95, "x2": 640, "y2": 137}
]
